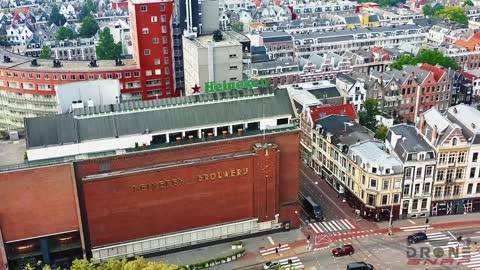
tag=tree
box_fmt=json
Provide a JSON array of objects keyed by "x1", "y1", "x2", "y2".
[
  {"x1": 56, "y1": 26, "x2": 76, "y2": 40},
  {"x1": 42, "y1": 257, "x2": 180, "y2": 270},
  {"x1": 358, "y1": 98, "x2": 380, "y2": 131},
  {"x1": 79, "y1": 0, "x2": 97, "y2": 20},
  {"x1": 390, "y1": 49, "x2": 461, "y2": 70},
  {"x1": 423, "y1": 4, "x2": 434, "y2": 16},
  {"x1": 231, "y1": 22, "x2": 244, "y2": 32},
  {"x1": 39, "y1": 46, "x2": 52, "y2": 59},
  {"x1": 96, "y1": 28, "x2": 122, "y2": 60},
  {"x1": 464, "y1": 0, "x2": 474, "y2": 6},
  {"x1": 79, "y1": 16, "x2": 100, "y2": 38},
  {"x1": 374, "y1": 125, "x2": 388, "y2": 141},
  {"x1": 49, "y1": 5, "x2": 66, "y2": 26},
  {"x1": 435, "y1": 6, "x2": 468, "y2": 25}
]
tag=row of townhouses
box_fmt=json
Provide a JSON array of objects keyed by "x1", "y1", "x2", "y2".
[{"x1": 299, "y1": 103, "x2": 480, "y2": 220}]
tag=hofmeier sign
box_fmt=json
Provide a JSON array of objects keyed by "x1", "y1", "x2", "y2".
[{"x1": 204, "y1": 79, "x2": 270, "y2": 93}]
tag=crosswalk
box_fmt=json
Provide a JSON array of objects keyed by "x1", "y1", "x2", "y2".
[
  {"x1": 400, "y1": 224, "x2": 433, "y2": 232},
  {"x1": 278, "y1": 256, "x2": 304, "y2": 269},
  {"x1": 259, "y1": 244, "x2": 290, "y2": 256},
  {"x1": 460, "y1": 251, "x2": 480, "y2": 269},
  {"x1": 425, "y1": 232, "x2": 452, "y2": 243},
  {"x1": 308, "y1": 219, "x2": 356, "y2": 234},
  {"x1": 425, "y1": 235, "x2": 480, "y2": 269}
]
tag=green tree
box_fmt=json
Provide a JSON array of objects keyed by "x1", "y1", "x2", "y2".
[
  {"x1": 435, "y1": 5, "x2": 468, "y2": 25},
  {"x1": 55, "y1": 26, "x2": 76, "y2": 40},
  {"x1": 79, "y1": 0, "x2": 97, "y2": 20},
  {"x1": 374, "y1": 125, "x2": 389, "y2": 141},
  {"x1": 79, "y1": 16, "x2": 100, "y2": 38},
  {"x1": 390, "y1": 49, "x2": 461, "y2": 70},
  {"x1": 39, "y1": 46, "x2": 52, "y2": 59},
  {"x1": 358, "y1": 98, "x2": 380, "y2": 131},
  {"x1": 464, "y1": 0, "x2": 474, "y2": 6},
  {"x1": 423, "y1": 4, "x2": 434, "y2": 16},
  {"x1": 49, "y1": 5, "x2": 66, "y2": 26},
  {"x1": 231, "y1": 22, "x2": 244, "y2": 32},
  {"x1": 96, "y1": 28, "x2": 122, "y2": 60},
  {"x1": 390, "y1": 54, "x2": 417, "y2": 70}
]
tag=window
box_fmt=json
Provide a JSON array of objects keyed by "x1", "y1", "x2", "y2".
[
  {"x1": 79, "y1": 74, "x2": 85, "y2": 80},
  {"x1": 444, "y1": 186, "x2": 452, "y2": 196},
  {"x1": 446, "y1": 169, "x2": 454, "y2": 182},
  {"x1": 125, "y1": 72, "x2": 131, "y2": 78},
  {"x1": 163, "y1": 47, "x2": 168, "y2": 54},
  {"x1": 434, "y1": 186, "x2": 442, "y2": 198},
  {"x1": 44, "y1": 74, "x2": 49, "y2": 80},
  {"x1": 164, "y1": 68, "x2": 169, "y2": 74},
  {"x1": 393, "y1": 194, "x2": 400, "y2": 203},
  {"x1": 439, "y1": 153, "x2": 447, "y2": 164},
  {"x1": 36, "y1": 74, "x2": 41, "y2": 79},
  {"x1": 89, "y1": 75, "x2": 94, "y2": 80},
  {"x1": 230, "y1": 65, "x2": 238, "y2": 70},
  {"x1": 161, "y1": 15, "x2": 166, "y2": 22},
  {"x1": 160, "y1": 4, "x2": 165, "y2": 11},
  {"x1": 456, "y1": 169, "x2": 464, "y2": 180},
  {"x1": 382, "y1": 195, "x2": 388, "y2": 205},
  {"x1": 426, "y1": 166, "x2": 433, "y2": 177},
  {"x1": 142, "y1": 28, "x2": 149, "y2": 34},
  {"x1": 468, "y1": 183, "x2": 473, "y2": 194},
  {"x1": 458, "y1": 152, "x2": 466, "y2": 163},
  {"x1": 28, "y1": 73, "x2": 33, "y2": 79},
  {"x1": 153, "y1": 37, "x2": 159, "y2": 44},
  {"x1": 383, "y1": 180, "x2": 389, "y2": 190},
  {"x1": 164, "y1": 57, "x2": 169, "y2": 64},
  {"x1": 452, "y1": 138, "x2": 458, "y2": 146},
  {"x1": 155, "y1": 69, "x2": 161, "y2": 75},
  {"x1": 437, "y1": 170, "x2": 444, "y2": 181},
  {"x1": 423, "y1": 182, "x2": 430, "y2": 194},
  {"x1": 146, "y1": 79, "x2": 161, "y2": 86},
  {"x1": 412, "y1": 199, "x2": 418, "y2": 211},
  {"x1": 145, "y1": 70, "x2": 152, "y2": 76},
  {"x1": 477, "y1": 184, "x2": 480, "y2": 193},
  {"x1": 473, "y1": 152, "x2": 478, "y2": 162},
  {"x1": 165, "y1": 79, "x2": 170, "y2": 85},
  {"x1": 134, "y1": 71, "x2": 140, "y2": 77},
  {"x1": 421, "y1": 199, "x2": 427, "y2": 209},
  {"x1": 70, "y1": 75, "x2": 75, "y2": 80},
  {"x1": 370, "y1": 179, "x2": 377, "y2": 188},
  {"x1": 98, "y1": 74, "x2": 103, "y2": 79},
  {"x1": 151, "y1": 16, "x2": 157, "y2": 22},
  {"x1": 115, "y1": 73, "x2": 122, "y2": 79},
  {"x1": 140, "y1": 5, "x2": 147, "y2": 12},
  {"x1": 416, "y1": 167, "x2": 422, "y2": 177},
  {"x1": 154, "y1": 59, "x2": 161, "y2": 65},
  {"x1": 367, "y1": 194, "x2": 375, "y2": 206},
  {"x1": 453, "y1": 185, "x2": 461, "y2": 196},
  {"x1": 404, "y1": 184, "x2": 410, "y2": 195},
  {"x1": 144, "y1": 49, "x2": 151, "y2": 55},
  {"x1": 470, "y1": 168, "x2": 476, "y2": 178},
  {"x1": 405, "y1": 168, "x2": 412, "y2": 178},
  {"x1": 414, "y1": 184, "x2": 420, "y2": 194},
  {"x1": 448, "y1": 153, "x2": 456, "y2": 164},
  {"x1": 162, "y1": 25, "x2": 167, "y2": 33},
  {"x1": 162, "y1": 36, "x2": 168, "y2": 44},
  {"x1": 61, "y1": 74, "x2": 67, "y2": 80}
]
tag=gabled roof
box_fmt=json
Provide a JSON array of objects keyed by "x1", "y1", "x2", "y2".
[
  {"x1": 420, "y1": 63, "x2": 445, "y2": 82},
  {"x1": 310, "y1": 103, "x2": 357, "y2": 122}
]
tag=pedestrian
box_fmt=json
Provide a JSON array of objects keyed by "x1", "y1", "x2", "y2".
[
  {"x1": 275, "y1": 247, "x2": 278, "y2": 254},
  {"x1": 278, "y1": 243, "x2": 282, "y2": 249}
]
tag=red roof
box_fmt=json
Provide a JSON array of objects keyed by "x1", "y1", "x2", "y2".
[
  {"x1": 310, "y1": 104, "x2": 357, "y2": 123},
  {"x1": 420, "y1": 63, "x2": 445, "y2": 82},
  {"x1": 460, "y1": 71, "x2": 476, "y2": 81}
]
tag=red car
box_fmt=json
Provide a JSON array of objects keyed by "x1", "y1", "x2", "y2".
[{"x1": 332, "y1": 244, "x2": 354, "y2": 257}]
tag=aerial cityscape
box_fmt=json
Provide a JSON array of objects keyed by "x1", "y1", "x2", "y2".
[{"x1": 1, "y1": 0, "x2": 480, "y2": 269}]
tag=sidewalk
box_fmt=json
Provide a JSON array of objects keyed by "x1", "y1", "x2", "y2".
[{"x1": 376, "y1": 211, "x2": 480, "y2": 230}]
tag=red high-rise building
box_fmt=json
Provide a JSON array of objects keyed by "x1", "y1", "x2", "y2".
[{"x1": 128, "y1": 0, "x2": 176, "y2": 100}]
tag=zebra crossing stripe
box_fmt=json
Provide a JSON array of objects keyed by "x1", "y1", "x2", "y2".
[
  {"x1": 426, "y1": 232, "x2": 451, "y2": 241},
  {"x1": 341, "y1": 219, "x2": 355, "y2": 230},
  {"x1": 309, "y1": 223, "x2": 319, "y2": 234},
  {"x1": 313, "y1": 223, "x2": 324, "y2": 233},
  {"x1": 259, "y1": 245, "x2": 290, "y2": 256},
  {"x1": 279, "y1": 257, "x2": 304, "y2": 269},
  {"x1": 330, "y1": 220, "x2": 343, "y2": 231},
  {"x1": 322, "y1": 222, "x2": 334, "y2": 231}
]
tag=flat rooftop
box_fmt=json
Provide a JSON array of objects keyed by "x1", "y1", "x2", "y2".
[
  {"x1": 193, "y1": 32, "x2": 241, "y2": 48},
  {"x1": 0, "y1": 49, "x2": 138, "y2": 72},
  {"x1": 0, "y1": 139, "x2": 26, "y2": 167}
]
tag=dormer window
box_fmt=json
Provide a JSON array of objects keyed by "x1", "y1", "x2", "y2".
[
  {"x1": 418, "y1": 154, "x2": 424, "y2": 160},
  {"x1": 452, "y1": 137, "x2": 458, "y2": 146}
]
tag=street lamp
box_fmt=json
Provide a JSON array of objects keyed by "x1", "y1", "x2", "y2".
[{"x1": 383, "y1": 203, "x2": 394, "y2": 235}]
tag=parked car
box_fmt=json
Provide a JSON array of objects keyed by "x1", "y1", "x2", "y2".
[
  {"x1": 332, "y1": 244, "x2": 354, "y2": 257},
  {"x1": 346, "y1": 262, "x2": 374, "y2": 270},
  {"x1": 263, "y1": 260, "x2": 281, "y2": 269},
  {"x1": 407, "y1": 232, "x2": 428, "y2": 244}
]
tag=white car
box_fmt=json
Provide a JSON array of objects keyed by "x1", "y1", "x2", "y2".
[{"x1": 263, "y1": 260, "x2": 281, "y2": 269}]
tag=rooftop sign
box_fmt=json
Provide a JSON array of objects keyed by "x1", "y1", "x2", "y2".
[{"x1": 192, "y1": 79, "x2": 270, "y2": 94}]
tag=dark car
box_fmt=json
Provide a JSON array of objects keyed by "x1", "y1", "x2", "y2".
[
  {"x1": 407, "y1": 232, "x2": 428, "y2": 244},
  {"x1": 332, "y1": 244, "x2": 354, "y2": 257},
  {"x1": 346, "y1": 262, "x2": 374, "y2": 270}
]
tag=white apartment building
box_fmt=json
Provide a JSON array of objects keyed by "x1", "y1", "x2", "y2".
[
  {"x1": 183, "y1": 31, "x2": 243, "y2": 95},
  {"x1": 335, "y1": 73, "x2": 366, "y2": 112}
]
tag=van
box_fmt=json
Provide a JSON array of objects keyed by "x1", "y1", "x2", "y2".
[{"x1": 346, "y1": 262, "x2": 374, "y2": 270}]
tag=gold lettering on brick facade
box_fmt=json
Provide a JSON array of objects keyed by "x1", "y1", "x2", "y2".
[{"x1": 130, "y1": 167, "x2": 249, "y2": 192}]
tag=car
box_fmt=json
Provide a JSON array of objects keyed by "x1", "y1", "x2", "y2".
[
  {"x1": 407, "y1": 232, "x2": 428, "y2": 244},
  {"x1": 263, "y1": 260, "x2": 281, "y2": 269},
  {"x1": 346, "y1": 262, "x2": 374, "y2": 270},
  {"x1": 332, "y1": 244, "x2": 354, "y2": 257}
]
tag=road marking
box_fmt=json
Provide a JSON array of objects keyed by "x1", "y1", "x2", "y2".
[
  {"x1": 341, "y1": 219, "x2": 355, "y2": 229},
  {"x1": 309, "y1": 223, "x2": 319, "y2": 234},
  {"x1": 448, "y1": 231, "x2": 456, "y2": 240},
  {"x1": 408, "y1": 219, "x2": 416, "y2": 224},
  {"x1": 330, "y1": 220, "x2": 343, "y2": 231},
  {"x1": 323, "y1": 222, "x2": 334, "y2": 231},
  {"x1": 259, "y1": 244, "x2": 290, "y2": 256},
  {"x1": 268, "y1": 236, "x2": 275, "y2": 245}
]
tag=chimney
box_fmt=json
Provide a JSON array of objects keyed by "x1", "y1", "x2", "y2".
[
  {"x1": 222, "y1": 130, "x2": 228, "y2": 138},
  {"x1": 207, "y1": 133, "x2": 213, "y2": 140},
  {"x1": 432, "y1": 125, "x2": 438, "y2": 145},
  {"x1": 188, "y1": 135, "x2": 194, "y2": 143},
  {"x1": 176, "y1": 137, "x2": 181, "y2": 144},
  {"x1": 419, "y1": 114, "x2": 425, "y2": 134},
  {"x1": 237, "y1": 128, "x2": 243, "y2": 136}
]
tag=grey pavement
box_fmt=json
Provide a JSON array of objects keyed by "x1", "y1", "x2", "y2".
[
  {"x1": 0, "y1": 139, "x2": 26, "y2": 166},
  {"x1": 147, "y1": 229, "x2": 306, "y2": 269},
  {"x1": 376, "y1": 212, "x2": 480, "y2": 230}
]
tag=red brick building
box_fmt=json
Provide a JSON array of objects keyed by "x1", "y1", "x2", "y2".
[
  {"x1": 0, "y1": 89, "x2": 300, "y2": 269},
  {"x1": 0, "y1": 0, "x2": 178, "y2": 131}
]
